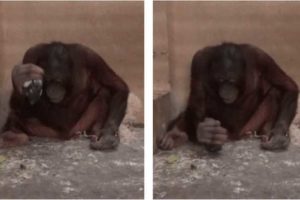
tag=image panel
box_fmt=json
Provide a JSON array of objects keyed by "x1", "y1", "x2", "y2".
[
  {"x1": 0, "y1": 1, "x2": 144, "y2": 199},
  {"x1": 154, "y1": 1, "x2": 300, "y2": 199}
]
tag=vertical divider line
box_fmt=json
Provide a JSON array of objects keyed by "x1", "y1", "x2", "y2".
[{"x1": 144, "y1": 0, "x2": 153, "y2": 199}]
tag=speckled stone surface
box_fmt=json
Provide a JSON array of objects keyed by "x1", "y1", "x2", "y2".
[
  {"x1": 154, "y1": 124, "x2": 300, "y2": 199},
  {"x1": 0, "y1": 125, "x2": 144, "y2": 199}
]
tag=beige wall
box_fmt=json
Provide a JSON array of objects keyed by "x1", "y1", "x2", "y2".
[
  {"x1": 0, "y1": 2, "x2": 144, "y2": 98},
  {"x1": 153, "y1": 2, "x2": 169, "y2": 97},
  {"x1": 0, "y1": 1, "x2": 144, "y2": 126},
  {"x1": 154, "y1": 1, "x2": 300, "y2": 117}
]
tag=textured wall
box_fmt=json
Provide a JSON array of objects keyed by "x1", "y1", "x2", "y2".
[
  {"x1": 157, "y1": 1, "x2": 300, "y2": 116},
  {"x1": 0, "y1": 2, "x2": 144, "y2": 99},
  {"x1": 0, "y1": 1, "x2": 144, "y2": 126}
]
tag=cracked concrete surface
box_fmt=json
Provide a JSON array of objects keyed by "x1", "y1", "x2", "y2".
[
  {"x1": 154, "y1": 122, "x2": 300, "y2": 199},
  {"x1": 0, "y1": 93, "x2": 144, "y2": 199}
]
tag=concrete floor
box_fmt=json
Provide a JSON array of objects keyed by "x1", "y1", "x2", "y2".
[
  {"x1": 154, "y1": 123, "x2": 300, "y2": 199},
  {"x1": 0, "y1": 125, "x2": 144, "y2": 199}
]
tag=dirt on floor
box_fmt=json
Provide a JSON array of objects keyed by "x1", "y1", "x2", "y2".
[
  {"x1": 154, "y1": 100, "x2": 300, "y2": 199},
  {"x1": 0, "y1": 93, "x2": 144, "y2": 199}
]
